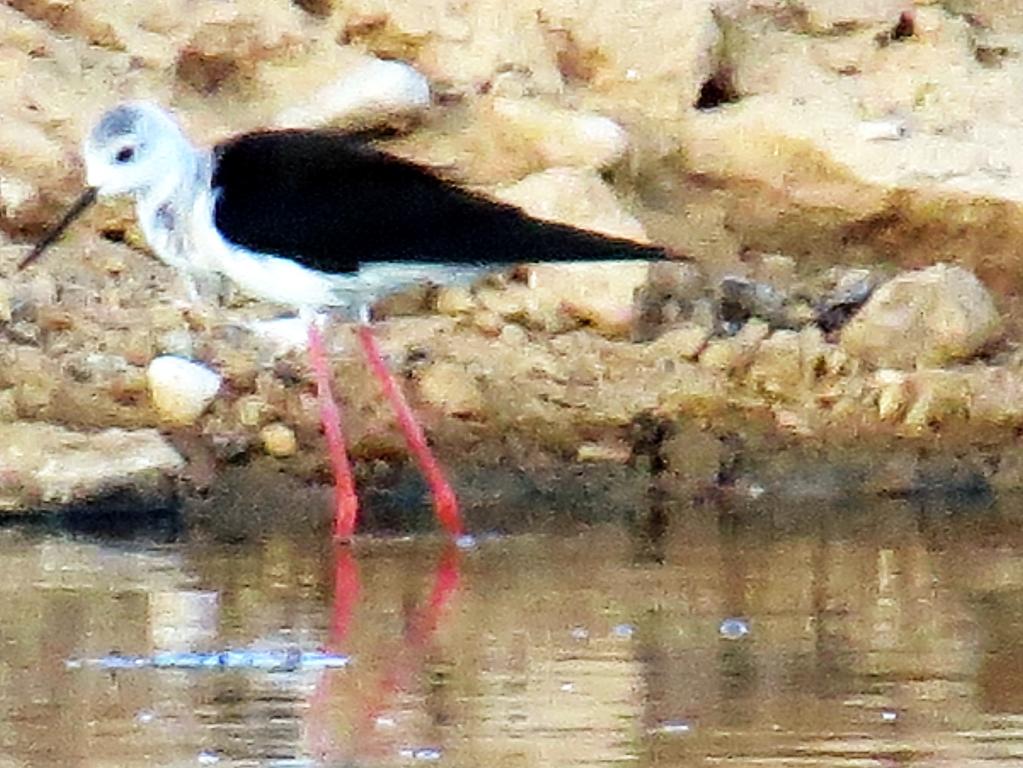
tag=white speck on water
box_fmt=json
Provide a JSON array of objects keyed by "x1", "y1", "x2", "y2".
[
  {"x1": 570, "y1": 626, "x2": 589, "y2": 641},
  {"x1": 747, "y1": 483, "x2": 766, "y2": 499},
  {"x1": 625, "y1": 68, "x2": 639, "y2": 80},
  {"x1": 612, "y1": 623, "x2": 636, "y2": 638},
  {"x1": 375, "y1": 715, "x2": 396, "y2": 729},
  {"x1": 560, "y1": 682, "x2": 575, "y2": 692},
  {"x1": 651, "y1": 719, "x2": 693, "y2": 735},
  {"x1": 719, "y1": 617, "x2": 750, "y2": 639},
  {"x1": 197, "y1": 750, "x2": 221, "y2": 765},
  {"x1": 881, "y1": 709, "x2": 898, "y2": 722},
  {"x1": 135, "y1": 709, "x2": 156, "y2": 725},
  {"x1": 455, "y1": 534, "x2": 477, "y2": 551},
  {"x1": 399, "y1": 746, "x2": 443, "y2": 761}
]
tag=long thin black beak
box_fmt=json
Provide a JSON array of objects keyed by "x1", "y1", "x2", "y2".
[{"x1": 18, "y1": 186, "x2": 99, "y2": 271}]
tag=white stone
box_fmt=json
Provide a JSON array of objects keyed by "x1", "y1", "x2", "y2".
[
  {"x1": 147, "y1": 356, "x2": 222, "y2": 425},
  {"x1": 274, "y1": 58, "x2": 430, "y2": 129}
]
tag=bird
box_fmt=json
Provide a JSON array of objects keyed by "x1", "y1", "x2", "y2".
[{"x1": 20, "y1": 101, "x2": 674, "y2": 540}]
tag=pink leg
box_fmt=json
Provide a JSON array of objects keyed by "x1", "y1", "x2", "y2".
[
  {"x1": 307, "y1": 323, "x2": 360, "y2": 541},
  {"x1": 356, "y1": 324, "x2": 462, "y2": 537}
]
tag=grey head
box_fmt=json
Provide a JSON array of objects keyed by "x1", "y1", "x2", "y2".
[{"x1": 19, "y1": 102, "x2": 195, "y2": 270}]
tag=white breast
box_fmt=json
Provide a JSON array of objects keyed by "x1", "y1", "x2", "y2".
[{"x1": 155, "y1": 175, "x2": 351, "y2": 311}]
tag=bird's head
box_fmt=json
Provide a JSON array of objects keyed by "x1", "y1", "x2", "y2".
[
  {"x1": 19, "y1": 102, "x2": 192, "y2": 271},
  {"x1": 83, "y1": 101, "x2": 190, "y2": 198}
]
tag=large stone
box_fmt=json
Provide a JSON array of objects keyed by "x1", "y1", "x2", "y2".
[
  {"x1": 539, "y1": 0, "x2": 722, "y2": 114},
  {"x1": 491, "y1": 166, "x2": 650, "y2": 242},
  {"x1": 0, "y1": 422, "x2": 183, "y2": 512},
  {"x1": 840, "y1": 265, "x2": 1001, "y2": 369},
  {"x1": 479, "y1": 167, "x2": 655, "y2": 334},
  {"x1": 527, "y1": 262, "x2": 651, "y2": 335},
  {"x1": 675, "y1": 5, "x2": 1023, "y2": 287},
  {"x1": 486, "y1": 96, "x2": 629, "y2": 170},
  {"x1": 272, "y1": 57, "x2": 430, "y2": 129}
]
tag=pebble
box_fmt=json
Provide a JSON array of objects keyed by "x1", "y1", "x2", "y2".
[
  {"x1": 147, "y1": 356, "x2": 222, "y2": 425},
  {"x1": 260, "y1": 423, "x2": 298, "y2": 458},
  {"x1": 236, "y1": 395, "x2": 268, "y2": 428}
]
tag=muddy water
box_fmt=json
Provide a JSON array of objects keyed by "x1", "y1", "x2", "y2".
[{"x1": 4, "y1": 493, "x2": 1023, "y2": 766}]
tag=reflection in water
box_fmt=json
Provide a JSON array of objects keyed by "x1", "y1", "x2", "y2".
[
  {"x1": 5, "y1": 494, "x2": 1023, "y2": 764},
  {"x1": 308, "y1": 544, "x2": 462, "y2": 765}
]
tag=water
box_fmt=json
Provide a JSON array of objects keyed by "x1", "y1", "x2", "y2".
[{"x1": 4, "y1": 493, "x2": 1023, "y2": 766}]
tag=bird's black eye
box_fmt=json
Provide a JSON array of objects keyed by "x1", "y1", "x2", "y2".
[{"x1": 115, "y1": 146, "x2": 135, "y2": 163}]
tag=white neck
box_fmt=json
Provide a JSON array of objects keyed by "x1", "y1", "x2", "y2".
[{"x1": 134, "y1": 147, "x2": 213, "y2": 276}]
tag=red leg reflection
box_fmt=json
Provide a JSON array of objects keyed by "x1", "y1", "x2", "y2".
[
  {"x1": 308, "y1": 545, "x2": 361, "y2": 762},
  {"x1": 360, "y1": 542, "x2": 461, "y2": 729},
  {"x1": 307, "y1": 542, "x2": 463, "y2": 762},
  {"x1": 328, "y1": 546, "x2": 360, "y2": 647}
]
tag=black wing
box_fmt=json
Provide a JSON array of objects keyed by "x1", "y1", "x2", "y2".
[{"x1": 211, "y1": 130, "x2": 671, "y2": 275}]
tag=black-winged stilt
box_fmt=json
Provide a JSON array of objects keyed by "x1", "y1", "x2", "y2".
[{"x1": 20, "y1": 101, "x2": 672, "y2": 540}]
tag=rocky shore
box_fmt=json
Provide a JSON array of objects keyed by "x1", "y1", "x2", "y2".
[{"x1": 2, "y1": 0, "x2": 1023, "y2": 518}]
